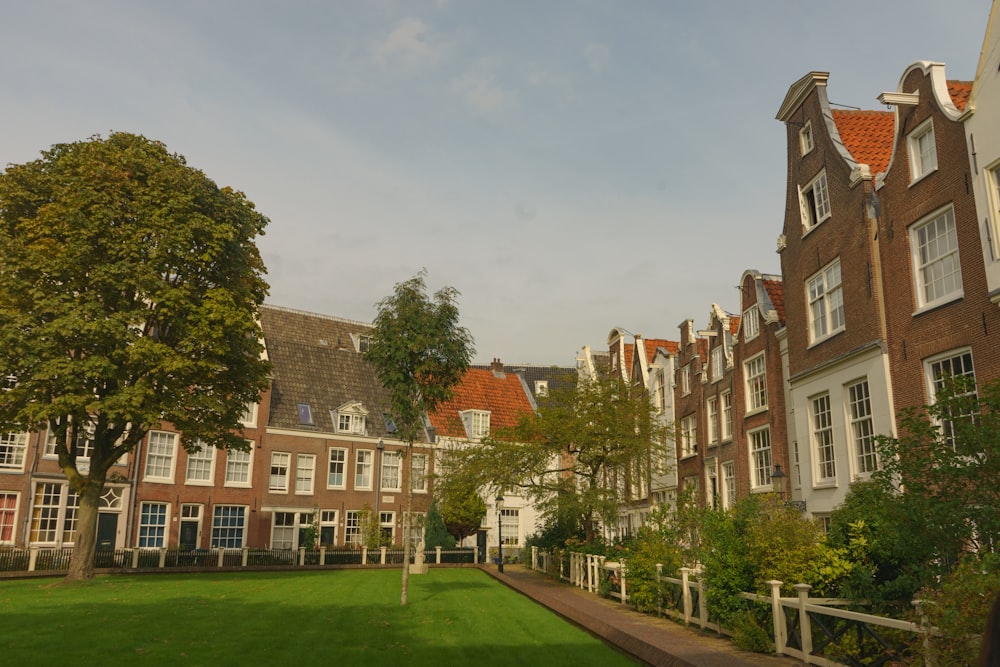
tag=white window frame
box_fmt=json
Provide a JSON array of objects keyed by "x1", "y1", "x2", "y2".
[
  {"x1": 807, "y1": 259, "x2": 844, "y2": 343},
  {"x1": 711, "y1": 346, "x2": 724, "y2": 382},
  {"x1": 137, "y1": 501, "x2": 169, "y2": 548},
  {"x1": 378, "y1": 511, "x2": 395, "y2": 544},
  {"x1": 354, "y1": 449, "x2": 373, "y2": 490},
  {"x1": 240, "y1": 403, "x2": 258, "y2": 428},
  {"x1": 908, "y1": 118, "x2": 938, "y2": 182},
  {"x1": 985, "y1": 161, "x2": 1000, "y2": 259},
  {"x1": 461, "y1": 410, "x2": 490, "y2": 440},
  {"x1": 29, "y1": 482, "x2": 79, "y2": 546},
  {"x1": 336, "y1": 412, "x2": 366, "y2": 435},
  {"x1": 811, "y1": 393, "x2": 837, "y2": 484},
  {"x1": 319, "y1": 510, "x2": 338, "y2": 547},
  {"x1": 224, "y1": 446, "x2": 253, "y2": 488},
  {"x1": 0, "y1": 491, "x2": 19, "y2": 544},
  {"x1": 706, "y1": 396, "x2": 719, "y2": 444},
  {"x1": 411, "y1": 453, "x2": 428, "y2": 493},
  {"x1": 380, "y1": 450, "x2": 401, "y2": 491},
  {"x1": 0, "y1": 432, "x2": 28, "y2": 472},
  {"x1": 185, "y1": 440, "x2": 216, "y2": 486},
  {"x1": 910, "y1": 206, "x2": 962, "y2": 311},
  {"x1": 744, "y1": 354, "x2": 767, "y2": 413},
  {"x1": 748, "y1": 427, "x2": 772, "y2": 490},
  {"x1": 721, "y1": 461, "x2": 736, "y2": 510},
  {"x1": 742, "y1": 306, "x2": 759, "y2": 341},
  {"x1": 680, "y1": 365, "x2": 691, "y2": 395},
  {"x1": 271, "y1": 511, "x2": 297, "y2": 550},
  {"x1": 500, "y1": 507, "x2": 520, "y2": 547},
  {"x1": 680, "y1": 413, "x2": 698, "y2": 458},
  {"x1": 211, "y1": 505, "x2": 247, "y2": 549},
  {"x1": 327, "y1": 447, "x2": 347, "y2": 489},
  {"x1": 345, "y1": 510, "x2": 362, "y2": 546},
  {"x1": 269, "y1": 452, "x2": 290, "y2": 493},
  {"x1": 144, "y1": 431, "x2": 178, "y2": 483},
  {"x1": 925, "y1": 348, "x2": 976, "y2": 446},
  {"x1": 847, "y1": 379, "x2": 878, "y2": 476},
  {"x1": 799, "y1": 169, "x2": 831, "y2": 231},
  {"x1": 295, "y1": 454, "x2": 316, "y2": 494},
  {"x1": 721, "y1": 390, "x2": 733, "y2": 441},
  {"x1": 799, "y1": 120, "x2": 814, "y2": 156}
]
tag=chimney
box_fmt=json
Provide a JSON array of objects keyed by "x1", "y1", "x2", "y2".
[{"x1": 490, "y1": 357, "x2": 504, "y2": 373}]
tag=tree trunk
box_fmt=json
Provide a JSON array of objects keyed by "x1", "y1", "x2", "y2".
[
  {"x1": 400, "y1": 442, "x2": 413, "y2": 605},
  {"x1": 65, "y1": 476, "x2": 105, "y2": 581}
]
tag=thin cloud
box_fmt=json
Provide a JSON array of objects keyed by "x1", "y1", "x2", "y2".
[
  {"x1": 451, "y1": 71, "x2": 513, "y2": 113},
  {"x1": 370, "y1": 17, "x2": 441, "y2": 69},
  {"x1": 584, "y1": 42, "x2": 611, "y2": 74}
]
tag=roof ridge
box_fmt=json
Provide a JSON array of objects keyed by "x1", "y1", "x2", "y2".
[{"x1": 261, "y1": 303, "x2": 371, "y2": 328}]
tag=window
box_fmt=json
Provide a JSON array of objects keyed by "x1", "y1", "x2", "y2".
[
  {"x1": 380, "y1": 451, "x2": 401, "y2": 491},
  {"x1": 926, "y1": 349, "x2": 976, "y2": 445},
  {"x1": 0, "y1": 432, "x2": 28, "y2": 471},
  {"x1": 847, "y1": 380, "x2": 878, "y2": 475},
  {"x1": 269, "y1": 452, "x2": 290, "y2": 492},
  {"x1": 705, "y1": 463, "x2": 718, "y2": 509},
  {"x1": 328, "y1": 448, "x2": 347, "y2": 488},
  {"x1": 711, "y1": 346, "x2": 724, "y2": 382},
  {"x1": 345, "y1": 510, "x2": 361, "y2": 546},
  {"x1": 812, "y1": 394, "x2": 836, "y2": 483},
  {"x1": 500, "y1": 508, "x2": 519, "y2": 546},
  {"x1": 799, "y1": 170, "x2": 831, "y2": 230},
  {"x1": 749, "y1": 428, "x2": 772, "y2": 489},
  {"x1": 225, "y1": 448, "x2": 252, "y2": 487},
  {"x1": 680, "y1": 414, "x2": 697, "y2": 457},
  {"x1": 987, "y1": 163, "x2": 1000, "y2": 258},
  {"x1": 29, "y1": 482, "x2": 78, "y2": 545},
  {"x1": 272, "y1": 512, "x2": 296, "y2": 550},
  {"x1": 461, "y1": 410, "x2": 490, "y2": 440},
  {"x1": 744, "y1": 354, "x2": 767, "y2": 412},
  {"x1": 379, "y1": 511, "x2": 395, "y2": 544},
  {"x1": 337, "y1": 413, "x2": 366, "y2": 434},
  {"x1": 0, "y1": 493, "x2": 18, "y2": 543},
  {"x1": 355, "y1": 450, "x2": 373, "y2": 490},
  {"x1": 411, "y1": 454, "x2": 428, "y2": 492},
  {"x1": 743, "y1": 306, "x2": 759, "y2": 341},
  {"x1": 706, "y1": 397, "x2": 719, "y2": 444},
  {"x1": 721, "y1": 462, "x2": 736, "y2": 510},
  {"x1": 185, "y1": 441, "x2": 215, "y2": 485},
  {"x1": 240, "y1": 403, "x2": 258, "y2": 427},
  {"x1": 297, "y1": 403, "x2": 314, "y2": 425},
  {"x1": 211, "y1": 505, "x2": 246, "y2": 548},
  {"x1": 908, "y1": 119, "x2": 937, "y2": 181},
  {"x1": 296, "y1": 454, "x2": 315, "y2": 494},
  {"x1": 357, "y1": 334, "x2": 372, "y2": 353},
  {"x1": 144, "y1": 431, "x2": 177, "y2": 482},
  {"x1": 721, "y1": 391, "x2": 733, "y2": 441},
  {"x1": 680, "y1": 365, "x2": 691, "y2": 395},
  {"x1": 138, "y1": 502, "x2": 168, "y2": 548},
  {"x1": 911, "y1": 207, "x2": 962, "y2": 309},
  {"x1": 799, "y1": 120, "x2": 814, "y2": 155},
  {"x1": 45, "y1": 421, "x2": 96, "y2": 460},
  {"x1": 535, "y1": 380, "x2": 548, "y2": 396},
  {"x1": 807, "y1": 259, "x2": 844, "y2": 342}
]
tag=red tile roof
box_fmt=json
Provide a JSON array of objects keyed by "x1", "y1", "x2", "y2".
[
  {"x1": 763, "y1": 279, "x2": 785, "y2": 326},
  {"x1": 622, "y1": 343, "x2": 635, "y2": 377},
  {"x1": 728, "y1": 316, "x2": 741, "y2": 337},
  {"x1": 642, "y1": 338, "x2": 679, "y2": 363},
  {"x1": 426, "y1": 368, "x2": 535, "y2": 439},
  {"x1": 832, "y1": 109, "x2": 894, "y2": 175},
  {"x1": 948, "y1": 80, "x2": 972, "y2": 111}
]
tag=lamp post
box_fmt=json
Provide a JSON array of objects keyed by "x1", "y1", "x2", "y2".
[
  {"x1": 374, "y1": 438, "x2": 384, "y2": 546},
  {"x1": 771, "y1": 464, "x2": 807, "y2": 512},
  {"x1": 495, "y1": 494, "x2": 504, "y2": 574}
]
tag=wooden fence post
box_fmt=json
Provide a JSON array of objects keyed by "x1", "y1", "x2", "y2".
[
  {"x1": 435, "y1": 546, "x2": 441, "y2": 564},
  {"x1": 680, "y1": 567, "x2": 693, "y2": 624},
  {"x1": 159, "y1": 548, "x2": 167, "y2": 569},
  {"x1": 795, "y1": 583, "x2": 813, "y2": 657},
  {"x1": 767, "y1": 580, "x2": 785, "y2": 655},
  {"x1": 242, "y1": 547, "x2": 249, "y2": 567},
  {"x1": 319, "y1": 546, "x2": 326, "y2": 565}
]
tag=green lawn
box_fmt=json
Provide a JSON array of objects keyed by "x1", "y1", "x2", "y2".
[{"x1": 0, "y1": 568, "x2": 638, "y2": 666}]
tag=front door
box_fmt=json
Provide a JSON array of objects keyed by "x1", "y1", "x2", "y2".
[
  {"x1": 179, "y1": 521, "x2": 199, "y2": 550},
  {"x1": 96, "y1": 513, "x2": 117, "y2": 549}
]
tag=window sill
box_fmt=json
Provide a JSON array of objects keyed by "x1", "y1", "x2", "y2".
[
  {"x1": 913, "y1": 293, "x2": 964, "y2": 317},
  {"x1": 801, "y1": 216, "x2": 831, "y2": 238},
  {"x1": 807, "y1": 327, "x2": 845, "y2": 350},
  {"x1": 744, "y1": 407, "x2": 768, "y2": 418},
  {"x1": 679, "y1": 453, "x2": 699, "y2": 462},
  {"x1": 812, "y1": 480, "x2": 838, "y2": 490},
  {"x1": 908, "y1": 167, "x2": 938, "y2": 188}
]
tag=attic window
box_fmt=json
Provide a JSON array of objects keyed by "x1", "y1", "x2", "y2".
[
  {"x1": 383, "y1": 413, "x2": 397, "y2": 434},
  {"x1": 534, "y1": 380, "x2": 548, "y2": 396},
  {"x1": 297, "y1": 403, "x2": 314, "y2": 425},
  {"x1": 334, "y1": 401, "x2": 368, "y2": 435},
  {"x1": 461, "y1": 410, "x2": 490, "y2": 440},
  {"x1": 351, "y1": 333, "x2": 373, "y2": 353},
  {"x1": 799, "y1": 121, "x2": 814, "y2": 156}
]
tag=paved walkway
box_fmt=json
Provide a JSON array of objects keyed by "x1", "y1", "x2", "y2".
[{"x1": 480, "y1": 564, "x2": 800, "y2": 667}]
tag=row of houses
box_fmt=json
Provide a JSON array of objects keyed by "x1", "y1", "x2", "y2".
[
  {"x1": 0, "y1": 303, "x2": 568, "y2": 554},
  {"x1": 585, "y1": 3, "x2": 1000, "y2": 531}
]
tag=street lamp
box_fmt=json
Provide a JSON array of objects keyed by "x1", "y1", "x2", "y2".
[
  {"x1": 771, "y1": 464, "x2": 807, "y2": 512},
  {"x1": 374, "y1": 438, "x2": 384, "y2": 546},
  {"x1": 495, "y1": 494, "x2": 505, "y2": 573}
]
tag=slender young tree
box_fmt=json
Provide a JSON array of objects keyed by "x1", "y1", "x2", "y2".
[
  {"x1": 364, "y1": 271, "x2": 474, "y2": 605},
  {"x1": 0, "y1": 133, "x2": 271, "y2": 580}
]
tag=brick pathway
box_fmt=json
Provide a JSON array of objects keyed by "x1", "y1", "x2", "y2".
[{"x1": 480, "y1": 564, "x2": 800, "y2": 667}]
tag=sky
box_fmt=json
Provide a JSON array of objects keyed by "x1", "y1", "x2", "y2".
[{"x1": 1, "y1": 1, "x2": 993, "y2": 365}]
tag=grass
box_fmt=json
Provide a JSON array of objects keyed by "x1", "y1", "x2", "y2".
[{"x1": 0, "y1": 568, "x2": 639, "y2": 666}]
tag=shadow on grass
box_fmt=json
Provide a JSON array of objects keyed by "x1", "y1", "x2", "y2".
[{"x1": 2, "y1": 569, "x2": 639, "y2": 666}]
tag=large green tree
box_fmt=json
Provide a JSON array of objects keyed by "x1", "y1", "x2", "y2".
[
  {"x1": 435, "y1": 475, "x2": 487, "y2": 544},
  {"x1": 442, "y1": 372, "x2": 671, "y2": 544},
  {"x1": 364, "y1": 271, "x2": 474, "y2": 605},
  {"x1": 0, "y1": 133, "x2": 270, "y2": 580}
]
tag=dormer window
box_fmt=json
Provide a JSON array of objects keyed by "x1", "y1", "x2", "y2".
[
  {"x1": 534, "y1": 380, "x2": 548, "y2": 397},
  {"x1": 334, "y1": 401, "x2": 368, "y2": 435},
  {"x1": 350, "y1": 333, "x2": 373, "y2": 353},
  {"x1": 461, "y1": 410, "x2": 490, "y2": 440}
]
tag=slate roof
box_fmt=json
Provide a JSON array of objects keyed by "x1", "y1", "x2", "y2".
[
  {"x1": 427, "y1": 368, "x2": 536, "y2": 439},
  {"x1": 832, "y1": 109, "x2": 894, "y2": 175},
  {"x1": 259, "y1": 305, "x2": 413, "y2": 440},
  {"x1": 473, "y1": 362, "x2": 577, "y2": 398}
]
